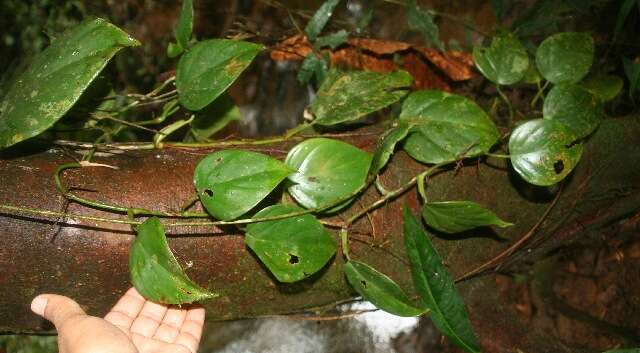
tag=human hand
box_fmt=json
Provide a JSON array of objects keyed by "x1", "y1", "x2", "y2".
[{"x1": 31, "y1": 287, "x2": 205, "y2": 353}]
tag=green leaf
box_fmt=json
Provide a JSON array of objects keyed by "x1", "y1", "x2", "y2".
[
  {"x1": 297, "y1": 53, "x2": 329, "y2": 85},
  {"x1": 403, "y1": 207, "x2": 480, "y2": 353},
  {"x1": 535, "y1": 32, "x2": 594, "y2": 84},
  {"x1": 0, "y1": 18, "x2": 139, "y2": 149},
  {"x1": 400, "y1": 90, "x2": 500, "y2": 164},
  {"x1": 285, "y1": 138, "x2": 372, "y2": 210},
  {"x1": 406, "y1": 0, "x2": 444, "y2": 50},
  {"x1": 176, "y1": 39, "x2": 263, "y2": 111},
  {"x1": 473, "y1": 33, "x2": 529, "y2": 85},
  {"x1": 194, "y1": 150, "x2": 293, "y2": 220},
  {"x1": 190, "y1": 93, "x2": 241, "y2": 140},
  {"x1": 509, "y1": 119, "x2": 584, "y2": 186},
  {"x1": 129, "y1": 217, "x2": 217, "y2": 304},
  {"x1": 311, "y1": 70, "x2": 412, "y2": 126},
  {"x1": 369, "y1": 121, "x2": 411, "y2": 176},
  {"x1": 314, "y1": 30, "x2": 349, "y2": 50},
  {"x1": 614, "y1": 0, "x2": 639, "y2": 41},
  {"x1": 582, "y1": 74, "x2": 623, "y2": 101},
  {"x1": 305, "y1": 0, "x2": 342, "y2": 42},
  {"x1": 343, "y1": 260, "x2": 427, "y2": 317},
  {"x1": 543, "y1": 84, "x2": 602, "y2": 139},
  {"x1": 167, "y1": 41, "x2": 184, "y2": 58},
  {"x1": 422, "y1": 201, "x2": 513, "y2": 234},
  {"x1": 245, "y1": 204, "x2": 336, "y2": 283},
  {"x1": 175, "y1": 0, "x2": 194, "y2": 50}
]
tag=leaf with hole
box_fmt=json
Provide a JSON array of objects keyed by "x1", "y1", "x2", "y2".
[
  {"x1": 509, "y1": 119, "x2": 583, "y2": 186},
  {"x1": 305, "y1": 0, "x2": 342, "y2": 42},
  {"x1": 403, "y1": 207, "x2": 480, "y2": 353},
  {"x1": 582, "y1": 74, "x2": 623, "y2": 102},
  {"x1": 0, "y1": 18, "x2": 139, "y2": 150},
  {"x1": 285, "y1": 138, "x2": 372, "y2": 211},
  {"x1": 543, "y1": 84, "x2": 602, "y2": 139},
  {"x1": 194, "y1": 150, "x2": 293, "y2": 220},
  {"x1": 311, "y1": 70, "x2": 412, "y2": 126},
  {"x1": 535, "y1": 32, "x2": 594, "y2": 84},
  {"x1": 473, "y1": 32, "x2": 529, "y2": 85},
  {"x1": 400, "y1": 90, "x2": 500, "y2": 164},
  {"x1": 129, "y1": 217, "x2": 217, "y2": 304},
  {"x1": 344, "y1": 260, "x2": 427, "y2": 317},
  {"x1": 422, "y1": 201, "x2": 513, "y2": 234},
  {"x1": 245, "y1": 204, "x2": 336, "y2": 283},
  {"x1": 176, "y1": 39, "x2": 263, "y2": 111},
  {"x1": 369, "y1": 121, "x2": 411, "y2": 176}
]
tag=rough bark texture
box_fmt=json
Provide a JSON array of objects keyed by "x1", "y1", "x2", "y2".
[{"x1": 1, "y1": 117, "x2": 639, "y2": 353}]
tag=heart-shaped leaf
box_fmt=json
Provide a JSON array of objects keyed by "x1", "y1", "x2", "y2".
[
  {"x1": 311, "y1": 70, "x2": 412, "y2": 126},
  {"x1": 543, "y1": 84, "x2": 602, "y2": 139},
  {"x1": 285, "y1": 138, "x2": 372, "y2": 210},
  {"x1": 403, "y1": 207, "x2": 480, "y2": 353},
  {"x1": 473, "y1": 33, "x2": 529, "y2": 85},
  {"x1": 245, "y1": 204, "x2": 336, "y2": 283},
  {"x1": 582, "y1": 74, "x2": 623, "y2": 102},
  {"x1": 369, "y1": 121, "x2": 411, "y2": 176},
  {"x1": 400, "y1": 90, "x2": 500, "y2": 164},
  {"x1": 129, "y1": 217, "x2": 217, "y2": 304},
  {"x1": 344, "y1": 260, "x2": 427, "y2": 317},
  {"x1": 0, "y1": 18, "x2": 139, "y2": 149},
  {"x1": 422, "y1": 201, "x2": 513, "y2": 234},
  {"x1": 176, "y1": 39, "x2": 263, "y2": 111},
  {"x1": 194, "y1": 150, "x2": 293, "y2": 220},
  {"x1": 535, "y1": 32, "x2": 594, "y2": 84},
  {"x1": 509, "y1": 119, "x2": 584, "y2": 186}
]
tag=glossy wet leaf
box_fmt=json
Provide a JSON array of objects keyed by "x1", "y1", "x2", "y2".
[
  {"x1": 535, "y1": 32, "x2": 594, "y2": 84},
  {"x1": 543, "y1": 84, "x2": 602, "y2": 139},
  {"x1": 422, "y1": 201, "x2": 513, "y2": 234},
  {"x1": 406, "y1": 0, "x2": 443, "y2": 50},
  {"x1": 175, "y1": 0, "x2": 193, "y2": 49},
  {"x1": 0, "y1": 18, "x2": 139, "y2": 149},
  {"x1": 582, "y1": 74, "x2": 623, "y2": 101},
  {"x1": 403, "y1": 207, "x2": 480, "y2": 353},
  {"x1": 305, "y1": 0, "x2": 341, "y2": 42},
  {"x1": 311, "y1": 70, "x2": 412, "y2": 126},
  {"x1": 130, "y1": 217, "x2": 217, "y2": 304},
  {"x1": 400, "y1": 90, "x2": 500, "y2": 164},
  {"x1": 344, "y1": 260, "x2": 427, "y2": 317},
  {"x1": 370, "y1": 121, "x2": 411, "y2": 176},
  {"x1": 285, "y1": 138, "x2": 372, "y2": 210},
  {"x1": 245, "y1": 204, "x2": 336, "y2": 283},
  {"x1": 509, "y1": 119, "x2": 584, "y2": 186},
  {"x1": 190, "y1": 93, "x2": 241, "y2": 140},
  {"x1": 473, "y1": 33, "x2": 529, "y2": 85},
  {"x1": 176, "y1": 39, "x2": 263, "y2": 111},
  {"x1": 194, "y1": 150, "x2": 293, "y2": 220}
]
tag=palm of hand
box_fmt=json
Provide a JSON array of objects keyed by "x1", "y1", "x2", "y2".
[{"x1": 101, "y1": 288, "x2": 205, "y2": 353}]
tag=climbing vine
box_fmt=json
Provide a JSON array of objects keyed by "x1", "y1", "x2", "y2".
[{"x1": 0, "y1": 1, "x2": 628, "y2": 352}]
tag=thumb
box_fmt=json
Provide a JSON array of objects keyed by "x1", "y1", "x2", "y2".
[{"x1": 31, "y1": 294, "x2": 87, "y2": 328}]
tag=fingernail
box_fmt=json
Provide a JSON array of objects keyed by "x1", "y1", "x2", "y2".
[{"x1": 31, "y1": 296, "x2": 48, "y2": 316}]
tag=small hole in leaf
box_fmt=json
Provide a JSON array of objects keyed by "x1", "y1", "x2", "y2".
[
  {"x1": 361, "y1": 280, "x2": 367, "y2": 288},
  {"x1": 288, "y1": 254, "x2": 299, "y2": 264},
  {"x1": 203, "y1": 189, "x2": 213, "y2": 197},
  {"x1": 553, "y1": 160, "x2": 564, "y2": 174}
]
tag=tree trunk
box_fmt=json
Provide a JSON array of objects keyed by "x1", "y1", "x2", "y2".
[{"x1": 1, "y1": 117, "x2": 639, "y2": 352}]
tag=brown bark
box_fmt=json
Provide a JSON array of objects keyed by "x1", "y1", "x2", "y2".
[{"x1": 1, "y1": 118, "x2": 639, "y2": 353}]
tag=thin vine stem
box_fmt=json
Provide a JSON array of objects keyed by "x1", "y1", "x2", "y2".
[{"x1": 531, "y1": 80, "x2": 549, "y2": 108}]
